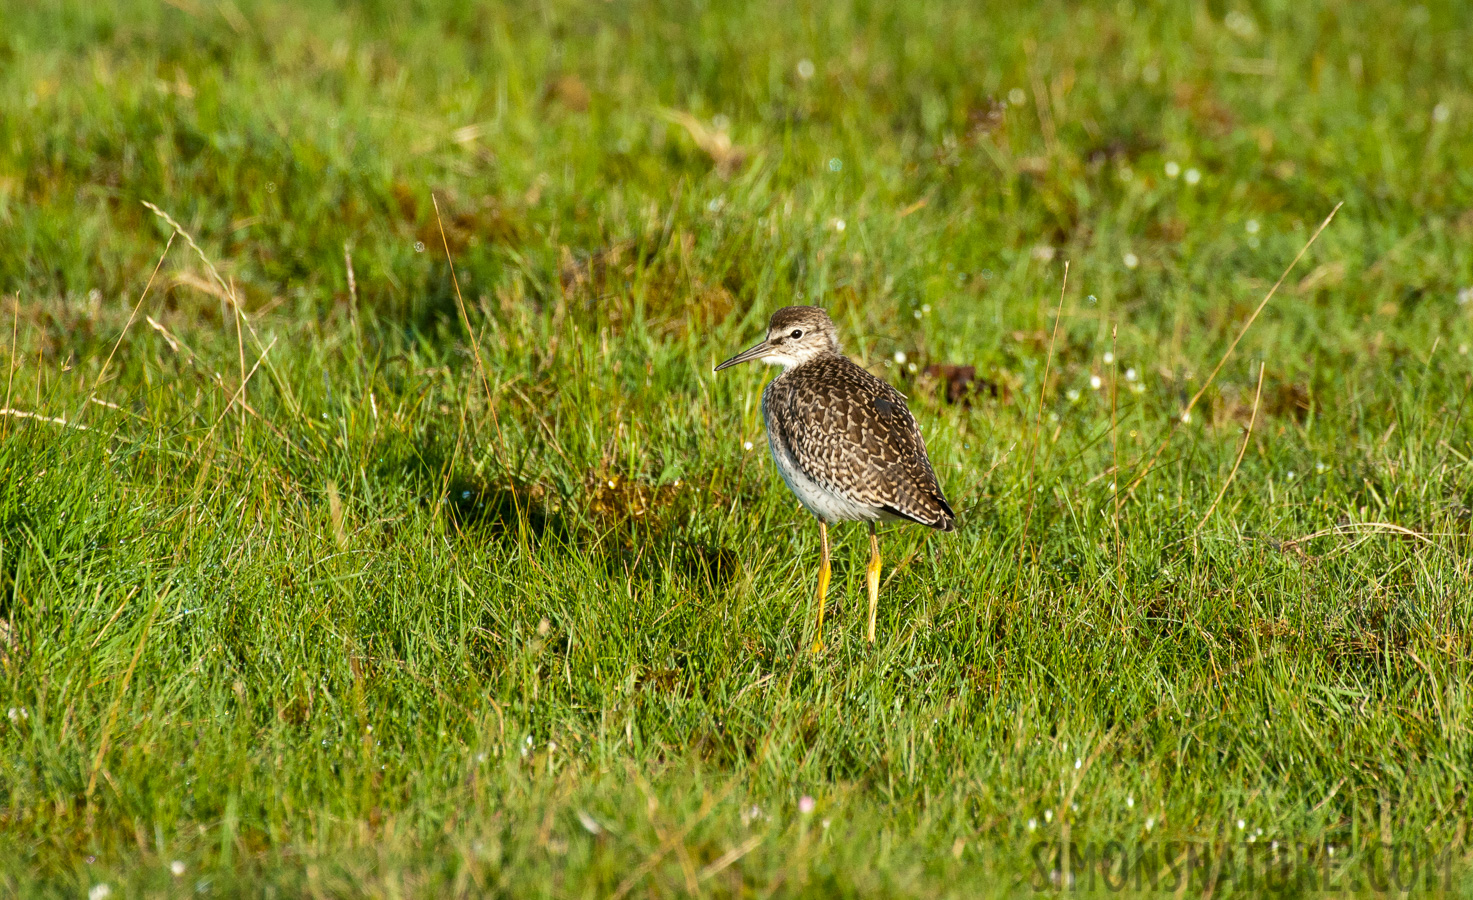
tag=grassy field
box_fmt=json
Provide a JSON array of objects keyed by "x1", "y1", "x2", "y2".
[{"x1": 3, "y1": 0, "x2": 1473, "y2": 895}]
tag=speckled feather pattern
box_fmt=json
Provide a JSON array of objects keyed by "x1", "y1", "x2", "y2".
[{"x1": 763, "y1": 353, "x2": 955, "y2": 530}]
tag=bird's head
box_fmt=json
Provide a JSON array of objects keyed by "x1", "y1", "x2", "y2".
[{"x1": 714, "y1": 306, "x2": 840, "y2": 372}]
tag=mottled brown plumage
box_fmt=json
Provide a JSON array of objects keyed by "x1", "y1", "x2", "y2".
[
  {"x1": 763, "y1": 353, "x2": 954, "y2": 529},
  {"x1": 715, "y1": 305, "x2": 955, "y2": 649}
]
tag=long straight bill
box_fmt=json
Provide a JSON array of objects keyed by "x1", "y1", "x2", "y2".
[{"x1": 714, "y1": 340, "x2": 770, "y2": 371}]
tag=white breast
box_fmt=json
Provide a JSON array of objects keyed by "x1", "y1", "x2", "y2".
[{"x1": 767, "y1": 432, "x2": 880, "y2": 524}]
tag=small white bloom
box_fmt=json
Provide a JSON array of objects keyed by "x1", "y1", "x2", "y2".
[
  {"x1": 833, "y1": 218, "x2": 845, "y2": 232},
  {"x1": 1044, "y1": 809, "x2": 1053, "y2": 823},
  {"x1": 1124, "y1": 368, "x2": 1138, "y2": 381},
  {"x1": 413, "y1": 241, "x2": 425, "y2": 253},
  {"x1": 1457, "y1": 287, "x2": 1473, "y2": 305},
  {"x1": 1074, "y1": 758, "x2": 1082, "y2": 770},
  {"x1": 1433, "y1": 103, "x2": 1450, "y2": 124},
  {"x1": 1008, "y1": 87, "x2": 1027, "y2": 105},
  {"x1": 1184, "y1": 167, "x2": 1201, "y2": 185},
  {"x1": 799, "y1": 795, "x2": 816, "y2": 814},
  {"x1": 1145, "y1": 817, "x2": 1155, "y2": 831},
  {"x1": 89, "y1": 886, "x2": 111, "y2": 900},
  {"x1": 1316, "y1": 462, "x2": 1327, "y2": 473},
  {"x1": 1164, "y1": 161, "x2": 1180, "y2": 179},
  {"x1": 1245, "y1": 219, "x2": 1260, "y2": 234},
  {"x1": 1090, "y1": 375, "x2": 1102, "y2": 390},
  {"x1": 1237, "y1": 819, "x2": 1246, "y2": 830},
  {"x1": 711, "y1": 114, "x2": 730, "y2": 132},
  {"x1": 1027, "y1": 818, "x2": 1038, "y2": 832},
  {"x1": 912, "y1": 310, "x2": 922, "y2": 319},
  {"x1": 921, "y1": 304, "x2": 931, "y2": 313},
  {"x1": 1123, "y1": 252, "x2": 1139, "y2": 269},
  {"x1": 907, "y1": 362, "x2": 918, "y2": 373},
  {"x1": 1102, "y1": 351, "x2": 1115, "y2": 364},
  {"x1": 796, "y1": 59, "x2": 815, "y2": 80},
  {"x1": 170, "y1": 861, "x2": 186, "y2": 876},
  {"x1": 1066, "y1": 389, "x2": 1081, "y2": 401},
  {"x1": 893, "y1": 351, "x2": 907, "y2": 365},
  {"x1": 1181, "y1": 410, "x2": 1192, "y2": 423},
  {"x1": 1287, "y1": 471, "x2": 1296, "y2": 480},
  {"x1": 1126, "y1": 796, "x2": 1134, "y2": 808},
  {"x1": 743, "y1": 441, "x2": 753, "y2": 451}
]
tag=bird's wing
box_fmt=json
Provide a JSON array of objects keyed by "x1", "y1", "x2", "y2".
[{"x1": 773, "y1": 356, "x2": 953, "y2": 528}]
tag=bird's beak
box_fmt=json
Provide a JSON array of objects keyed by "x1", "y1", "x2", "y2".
[{"x1": 714, "y1": 339, "x2": 770, "y2": 372}]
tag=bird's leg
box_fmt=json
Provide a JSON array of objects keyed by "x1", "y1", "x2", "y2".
[
  {"x1": 866, "y1": 522, "x2": 881, "y2": 643},
  {"x1": 811, "y1": 520, "x2": 831, "y2": 653}
]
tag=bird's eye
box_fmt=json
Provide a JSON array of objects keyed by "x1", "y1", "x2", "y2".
[{"x1": 790, "y1": 329, "x2": 803, "y2": 339}]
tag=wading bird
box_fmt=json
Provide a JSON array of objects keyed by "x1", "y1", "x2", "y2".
[{"x1": 715, "y1": 306, "x2": 954, "y2": 651}]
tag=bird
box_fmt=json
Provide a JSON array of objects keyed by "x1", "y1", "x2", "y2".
[{"x1": 715, "y1": 305, "x2": 954, "y2": 651}]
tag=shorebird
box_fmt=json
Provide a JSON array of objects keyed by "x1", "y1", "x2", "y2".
[{"x1": 715, "y1": 305, "x2": 954, "y2": 651}]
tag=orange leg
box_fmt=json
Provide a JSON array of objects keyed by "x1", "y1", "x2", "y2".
[
  {"x1": 811, "y1": 520, "x2": 831, "y2": 653},
  {"x1": 866, "y1": 522, "x2": 881, "y2": 643}
]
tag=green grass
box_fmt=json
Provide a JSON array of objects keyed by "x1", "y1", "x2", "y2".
[{"x1": 3, "y1": 0, "x2": 1473, "y2": 895}]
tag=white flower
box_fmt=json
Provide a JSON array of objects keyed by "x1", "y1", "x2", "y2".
[
  {"x1": 1027, "y1": 818, "x2": 1038, "y2": 832},
  {"x1": 1457, "y1": 287, "x2": 1473, "y2": 305},
  {"x1": 1074, "y1": 758, "x2": 1082, "y2": 770},
  {"x1": 1126, "y1": 796, "x2": 1134, "y2": 808},
  {"x1": 893, "y1": 351, "x2": 907, "y2": 365},
  {"x1": 1044, "y1": 809, "x2": 1053, "y2": 823},
  {"x1": 1123, "y1": 252, "x2": 1139, "y2": 269},
  {"x1": 833, "y1": 218, "x2": 845, "y2": 232},
  {"x1": 1008, "y1": 87, "x2": 1027, "y2": 105},
  {"x1": 170, "y1": 861, "x2": 186, "y2": 876},
  {"x1": 796, "y1": 59, "x2": 815, "y2": 80},
  {"x1": 1145, "y1": 817, "x2": 1155, "y2": 831},
  {"x1": 1124, "y1": 368, "x2": 1138, "y2": 382},
  {"x1": 1184, "y1": 168, "x2": 1201, "y2": 185},
  {"x1": 1090, "y1": 375, "x2": 1102, "y2": 390},
  {"x1": 1102, "y1": 351, "x2": 1114, "y2": 364},
  {"x1": 1433, "y1": 103, "x2": 1450, "y2": 124},
  {"x1": 1237, "y1": 819, "x2": 1246, "y2": 830},
  {"x1": 743, "y1": 441, "x2": 753, "y2": 451},
  {"x1": 799, "y1": 795, "x2": 816, "y2": 814},
  {"x1": 89, "y1": 886, "x2": 111, "y2": 900},
  {"x1": 1244, "y1": 219, "x2": 1260, "y2": 235},
  {"x1": 1066, "y1": 389, "x2": 1081, "y2": 402},
  {"x1": 1164, "y1": 161, "x2": 1180, "y2": 179}
]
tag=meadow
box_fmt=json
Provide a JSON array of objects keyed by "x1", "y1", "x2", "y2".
[{"x1": 2, "y1": 0, "x2": 1472, "y2": 895}]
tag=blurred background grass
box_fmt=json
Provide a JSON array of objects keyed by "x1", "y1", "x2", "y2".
[{"x1": 1, "y1": 0, "x2": 1472, "y2": 896}]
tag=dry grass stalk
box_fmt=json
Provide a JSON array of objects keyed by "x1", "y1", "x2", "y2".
[
  {"x1": 1125, "y1": 201, "x2": 1343, "y2": 500},
  {"x1": 1017, "y1": 261, "x2": 1068, "y2": 566},
  {"x1": 1195, "y1": 360, "x2": 1265, "y2": 535}
]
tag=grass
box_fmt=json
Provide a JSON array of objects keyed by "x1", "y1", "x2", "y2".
[{"x1": 2, "y1": 0, "x2": 1472, "y2": 895}]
